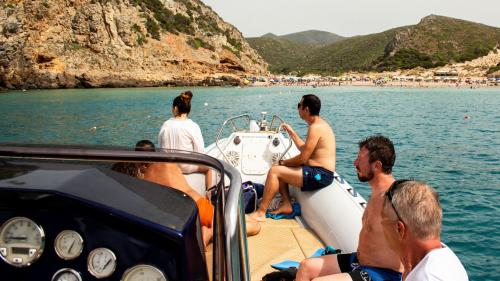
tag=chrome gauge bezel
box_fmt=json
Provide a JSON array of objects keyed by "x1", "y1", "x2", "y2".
[
  {"x1": 121, "y1": 264, "x2": 168, "y2": 281},
  {"x1": 54, "y1": 230, "x2": 84, "y2": 260},
  {"x1": 0, "y1": 217, "x2": 45, "y2": 267},
  {"x1": 51, "y1": 268, "x2": 82, "y2": 281},
  {"x1": 87, "y1": 247, "x2": 117, "y2": 279}
]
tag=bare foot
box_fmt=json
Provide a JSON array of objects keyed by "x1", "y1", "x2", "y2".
[
  {"x1": 246, "y1": 220, "x2": 261, "y2": 236},
  {"x1": 245, "y1": 214, "x2": 257, "y2": 222},
  {"x1": 247, "y1": 210, "x2": 266, "y2": 222},
  {"x1": 269, "y1": 203, "x2": 293, "y2": 215}
]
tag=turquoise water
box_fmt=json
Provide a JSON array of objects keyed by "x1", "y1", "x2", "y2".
[{"x1": 1, "y1": 86, "x2": 499, "y2": 280}]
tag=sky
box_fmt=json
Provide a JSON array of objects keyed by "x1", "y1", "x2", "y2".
[{"x1": 201, "y1": 0, "x2": 500, "y2": 38}]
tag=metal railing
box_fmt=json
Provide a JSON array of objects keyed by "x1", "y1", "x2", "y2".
[
  {"x1": 214, "y1": 114, "x2": 251, "y2": 165},
  {"x1": 215, "y1": 114, "x2": 294, "y2": 167},
  {"x1": 269, "y1": 115, "x2": 293, "y2": 162}
]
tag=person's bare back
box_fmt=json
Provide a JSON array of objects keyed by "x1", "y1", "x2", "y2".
[{"x1": 305, "y1": 117, "x2": 335, "y2": 172}]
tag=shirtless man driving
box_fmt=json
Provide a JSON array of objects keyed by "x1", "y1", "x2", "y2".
[
  {"x1": 295, "y1": 135, "x2": 403, "y2": 281},
  {"x1": 249, "y1": 94, "x2": 336, "y2": 222}
]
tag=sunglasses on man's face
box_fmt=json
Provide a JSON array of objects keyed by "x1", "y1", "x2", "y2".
[
  {"x1": 297, "y1": 103, "x2": 302, "y2": 109},
  {"x1": 386, "y1": 179, "x2": 411, "y2": 224}
]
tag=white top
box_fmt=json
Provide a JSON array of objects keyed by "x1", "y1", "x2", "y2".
[
  {"x1": 158, "y1": 118, "x2": 205, "y2": 173},
  {"x1": 406, "y1": 244, "x2": 468, "y2": 281}
]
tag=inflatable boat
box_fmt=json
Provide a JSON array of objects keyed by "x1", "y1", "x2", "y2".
[{"x1": 0, "y1": 113, "x2": 366, "y2": 281}]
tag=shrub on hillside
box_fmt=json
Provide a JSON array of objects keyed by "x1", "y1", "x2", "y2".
[
  {"x1": 196, "y1": 15, "x2": 222, "y2": 35},
  {"x1": 145, "y1": 16, "x2": 160, "y2": 40},
  {"x1": 375, "y1": 49, "x2": 437, "y2": 71},
  {"x1": 187, "y1": 37, "x2": 215, "y2": 51},
  {"x1": 130, "y1": 0, "x2": 194, "y2": 35},
  {"x1": 487, "y1": 62, "x2": 500, "y2": 74}
]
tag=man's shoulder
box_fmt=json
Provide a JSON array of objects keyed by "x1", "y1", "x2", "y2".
[
  {"x1": 310, "y1": 118, "x2": 333, "y2": 133},
  {"x1": 408, "y1": 246, "x2": 468, "y2": 281}
]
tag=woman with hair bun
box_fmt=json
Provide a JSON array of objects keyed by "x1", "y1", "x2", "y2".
[{"x1": 158, "y1": 91, "x2": 212, "y2": 188}]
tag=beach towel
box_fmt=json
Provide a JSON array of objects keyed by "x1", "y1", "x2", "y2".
[{"x1": 266, "y1": 202, "x2": 301, "y2": 220}]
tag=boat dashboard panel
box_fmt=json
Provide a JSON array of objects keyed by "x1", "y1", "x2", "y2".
[{"x1": 0, "y1": 160, "x2": 208, "y2": 281}]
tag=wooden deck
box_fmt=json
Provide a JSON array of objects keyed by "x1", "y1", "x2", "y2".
[
  {"x1": 247, "y1": 217, "x2": 324, "y2": 281},
  {"x1": 205, "y1": 216, "x2": 323, "y2": 281}
]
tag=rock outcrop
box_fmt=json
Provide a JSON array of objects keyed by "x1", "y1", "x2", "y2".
[{"x1": 0, "y1": 0, "x2": 268, "y2": 89}]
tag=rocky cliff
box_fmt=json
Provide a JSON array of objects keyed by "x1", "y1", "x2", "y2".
[{"x1": 0, "y1": 0, "x2": 267, "y2": 89}]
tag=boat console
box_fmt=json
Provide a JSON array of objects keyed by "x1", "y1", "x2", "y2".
[
  {"x1": 209, "y1": 113, "x2": 293, "y2": 184},
  {"x1": 0, "y1": 146, "x2": 249, "y2": 281}
]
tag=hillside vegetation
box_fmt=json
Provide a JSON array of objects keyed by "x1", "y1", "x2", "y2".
[
  {"x1": 278, "y1": 30, "x2": 345, "y2": 45},
  {"x1": 247, "y1": 30, "x2": 344, "y2": 73},
  {"x1": 248, "y1": 15, "x2": 500, "y2": 75},
  {"x1": 246, "y1": 36, "x2": 317, "y2": 73}
]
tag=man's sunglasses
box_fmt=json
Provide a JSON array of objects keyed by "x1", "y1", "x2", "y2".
[
  {"x1": 386, "y1": 179, "x2": 411, "y2": 224},
  {"x1": 297, "y1": 103, "x2": 302, "y2": 109}
]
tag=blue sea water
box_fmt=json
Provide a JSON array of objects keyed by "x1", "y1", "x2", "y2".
[{"x1": 0, "y1": 86, "x2": 499, "y2": 280}]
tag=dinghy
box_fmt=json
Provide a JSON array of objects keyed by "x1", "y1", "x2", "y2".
[{"x1": 0, "y1": 113, "x2": 366, "y2": 281}]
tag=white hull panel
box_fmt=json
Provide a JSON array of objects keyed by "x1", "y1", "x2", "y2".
[{"x1": 290, "y1": 175, "x2": 364, "y2": 253}]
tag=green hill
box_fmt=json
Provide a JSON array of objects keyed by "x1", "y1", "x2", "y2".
[
  {"x1": 373, "y1": 15, "x2": 500, "y2": 71},
  {"x1": 247, "y1": 30, "x2": 345, "y2": 73},
  {"x1": 248, "y1": 15, "x2": 500, "y2": 75},
  {"x1": 298, "y1": 29, "x2": 398, "y2": 74},
  {"x1": 246, "y1": 36, "x2": 317, "y2": 73},
  {"x1": 280, "y1": 30, "x2": 345, "y2": 45}
]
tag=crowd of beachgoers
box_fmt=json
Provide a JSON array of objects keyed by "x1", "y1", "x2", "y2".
[{"x1": 246, "y1": 75, "x2": 500, "y2": 88}]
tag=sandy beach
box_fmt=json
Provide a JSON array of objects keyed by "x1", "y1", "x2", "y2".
[{"x1": 254, "y1": 79, "x2": 499, "y2": 89}]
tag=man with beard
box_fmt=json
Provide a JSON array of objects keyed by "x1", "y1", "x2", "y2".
[{"x1": 295, "y1": 135, "x2": 403, "y2": 281}]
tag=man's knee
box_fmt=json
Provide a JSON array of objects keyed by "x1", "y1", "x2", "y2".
[
  {"x1": 296, "y1": 258, "x2": 315, "y2": 280},
  {"x1": 268, "y1": 165, "x2": 282, "y2": 177},
  {"x1": 297, "y1": 255, "x2": 341, "y2": 280}
]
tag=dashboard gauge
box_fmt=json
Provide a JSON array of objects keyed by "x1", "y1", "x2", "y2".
[
  {"x1": 87, "y1": 247, "x2": 117, "y2": 278},
  {"x1": 51, "y1": 268, "x2": 82, "y2": 281},
  {"x1": 54, "y1": 230, "x2": 84, "y2": 260},
  {"x1": 0, "y1": 217, "x2": 45, "y2": 267},
  {"x1": 121, "y1": 264, "x2": 168, "y2": 281}
]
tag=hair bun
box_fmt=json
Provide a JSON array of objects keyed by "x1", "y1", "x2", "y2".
[{"x1": 181, "y1": 91, "x2": 193, "y2": 102}]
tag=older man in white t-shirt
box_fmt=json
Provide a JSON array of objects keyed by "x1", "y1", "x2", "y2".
[{"x1": 381, "y1": 180, "x2": 468, "y2": 281}]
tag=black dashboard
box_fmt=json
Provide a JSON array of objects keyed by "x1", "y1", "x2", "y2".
[{"x1": 0, "y1": 160, "x2": 208, "y2": 281}]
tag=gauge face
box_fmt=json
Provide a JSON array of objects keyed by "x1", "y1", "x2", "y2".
[
  {"x1": 51, "y1": 268, "x2": 82, "y2": 281},
  {"x1": 88, "y1": 247, "x2": 117, "y2": 278},
  {"x1": 0, "y1": 217, "x2": 45, "y2": 267},
  {"x1": 54, "y1": 230, "x2": 84, "y2": 260},
  {"x1": 121, "y1": 264, "x2": 168, "y2": 281}
]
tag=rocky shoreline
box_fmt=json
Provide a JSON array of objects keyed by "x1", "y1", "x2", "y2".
[
  {"x1": 6, "y1": 73, "x2": 247, "y2": 89},
  {"x1": 0, "y1": 0, "x2": 267, "y2": 90}
]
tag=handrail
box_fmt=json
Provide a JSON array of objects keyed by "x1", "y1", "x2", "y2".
[
  {"x1": 0, "y1": 145, "x2": 249, "y2": 281},
  {"x1": 0, "y1": 145, "x2": 224, "y2": 173},
  {"x1": 220, "y1": 161, "x2": 248, "y2": 281},
  {"x1": 269, "y1": 114, "x2": 284, "y2": 132},
  {"x1": 215, "y1": 114, "x2": 251, "y2": 165},
  {"x1": 270, "y1": 115, "x2": 293, "y2": 162}
]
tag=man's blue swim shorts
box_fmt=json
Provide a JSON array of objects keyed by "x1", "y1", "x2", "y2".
[
  {"x1": 337, "y1": 252, "x2": 402, "y2": 281},
  {"x1": 302, "y1": 165, "x2": 334, "y2": 191}
]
